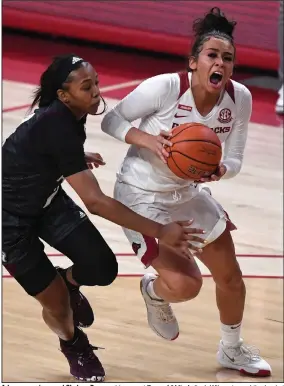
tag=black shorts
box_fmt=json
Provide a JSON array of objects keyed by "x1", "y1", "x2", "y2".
[
  {"x1": 2, "y1": 191, "x2": 117, "y2": 295},
  {"x1": 2, "y1": 191, "x2": 87, "y2": 277}
]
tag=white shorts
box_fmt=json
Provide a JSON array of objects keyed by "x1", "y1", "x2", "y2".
[{"x1": 114, "y1": 181, "x2": 236, "y2": 267}]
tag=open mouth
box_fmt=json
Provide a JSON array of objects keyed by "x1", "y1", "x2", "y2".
[
  {"x1": 91, "y1": 99, "x2": 100, "y2": 109},
  {"x1": 88, "y1": 100, "x2": 100, "y2": 114},
  {"x1": 209, "y1": 72, "x2": 223, "y2": 86}
]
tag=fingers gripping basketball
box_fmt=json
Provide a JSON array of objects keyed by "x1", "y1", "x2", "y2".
[{"x1": 165, "y1": 123, "x2": 222, "y2": 180}]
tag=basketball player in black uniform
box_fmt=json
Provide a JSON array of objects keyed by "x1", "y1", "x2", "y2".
[{"x1": 2, "y1": 54, "x2": 204, "y2": 382}]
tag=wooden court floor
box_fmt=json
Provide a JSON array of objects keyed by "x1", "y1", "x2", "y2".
[
  {"x1": 2, "y1": 79, "x2": 283, "y2": 382},
  {"x1": 3, "y1": 277, "x2": 283, "y2": 382}
]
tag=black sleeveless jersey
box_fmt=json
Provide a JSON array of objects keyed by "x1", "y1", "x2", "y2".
[{"x1": 2, "y1": 100, "x2": 88, "y2": 217}]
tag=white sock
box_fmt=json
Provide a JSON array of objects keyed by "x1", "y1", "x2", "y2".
[
  {"x1": 146, "y1": 280, "x2": 163, "y2": 301},
  {"x1": 221, "y1": 322, "x2": 242, "y2": 347}
]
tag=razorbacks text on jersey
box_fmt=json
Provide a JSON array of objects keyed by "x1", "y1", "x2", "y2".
[
  {"x1": 2, "y1": 100, "x2": 88, "y2": 216},
  {"x1": 102, "y1": 71, "x2": 252, "y2": 192}
]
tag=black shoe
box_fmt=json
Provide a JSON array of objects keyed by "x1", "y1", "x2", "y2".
[
  {"x1": 57, "y1": 267, "x2": 94, "y2": 328},
  {"x1": 60, "y1": 328, "x2": 105, "y2": 382}
]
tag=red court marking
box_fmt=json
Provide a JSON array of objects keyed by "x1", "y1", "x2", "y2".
[
  {"x1": 4, "y1": 86, "x2": 283, "y2": 127},
  {"x1": 3, "y1": 104, "x2": 30, "y2": 113},
  {"x1": 2, "y1": 82, "x2": 143, "y2": 113},
  {"x1": 3, "y1": 254, "x2": 283, "y2": 279},
  {"x1": 3, "y1": 33, "x2": 182, "y2": 85},
  {"x1": 3, "y1": 32, "x2": 283, "y2": 127},
  {"x1": 249, "y1": 86, "x2": 284, "y2": 127},
  {"x1": 103, "y1": 85, "x2": 142, "y2": 100},
  {"x1": 118, "y1": 274, "x2": 284, "y2": 279},
  {"x1": 46, "y1": 253, "x2": 284, "y2": 258},
  {"x1": 2, "y1": 274, "x2": 283, "y2": 279}
]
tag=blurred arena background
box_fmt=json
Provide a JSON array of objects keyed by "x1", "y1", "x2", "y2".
[
  {"x1": 2, "y1": 0, "x2": 283, "y2": 123},
  {"x1": 2, "y1": 0, "x2": 280, "y2": 70}
]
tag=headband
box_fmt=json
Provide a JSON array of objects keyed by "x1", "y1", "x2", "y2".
[{"x1": 55, "y1": 56, "x2": 85, "y2": 89}]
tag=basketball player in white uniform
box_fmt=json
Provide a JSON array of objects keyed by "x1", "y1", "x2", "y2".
[{"x1": 101, "y1": 7, "x2": 271, "y2": 376}]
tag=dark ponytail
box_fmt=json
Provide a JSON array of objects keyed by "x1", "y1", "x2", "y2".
[
  {"x1": 31, "y1": 53, "x2": 84, "y2": 110},
  {"x1": 190, "y1": 7, "x2": 237, "y2": 60},
  {"x1": 31, "y1": 68, "x2": 58, "y2": 109}
]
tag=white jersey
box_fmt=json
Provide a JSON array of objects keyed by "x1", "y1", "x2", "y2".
[{"x1": 102, "y1": 71, "x2": 252, "y2": 192}]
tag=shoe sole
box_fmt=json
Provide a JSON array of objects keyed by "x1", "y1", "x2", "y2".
[
  {"x1": 73, "y1": 374, "x2": 105, "y2": 382},
  {"x1": 240, "y1": 368, "x2": 271, "y2": 377},
  {"x1": 139, "y1": 280, "x2": 179, "y2": 341},
  {"x1": 77, "y1": 321, "x2": 93, "y2": 328},
  {"x1": 218, "y1": 359, "x2": 271, "y2": 377}
]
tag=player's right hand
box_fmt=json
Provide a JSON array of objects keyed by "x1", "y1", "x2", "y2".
[
  {"x1": 157, "y1": 219, "x2": 206, "y2": 257},
  {"x1": 147, "y1": 131, "x2": 173, "y2": 164}
]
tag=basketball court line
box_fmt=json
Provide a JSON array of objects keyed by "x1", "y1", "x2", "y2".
[
  {"x1": 2, "y1": 103, "x2": 32, "y2": 113},
  {"x1": 2, "y1": 253, "x2": 283, "y2": 279},
  {"x1": 46, "y1": 252, "x2": 283, "y2": 258},
  {"x1": 3, "y1": 275, "x2": 283, "y2": 279},
  {"x1": 2, "y1": 37, "x2": 283, "y2": 383},
  {"x1": 3, "y1": 77, "x2": 283, "y2": 127},
  {"x1": 3, "y1": 79, "x2": 283, "y2": 280},
  {"x1": 2, "y1": 79, "x2": 143, "y2": 113}
]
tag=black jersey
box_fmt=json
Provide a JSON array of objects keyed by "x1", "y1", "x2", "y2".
[{"x1": 2, "y1": 100, "x2": 88, "y2": 217}]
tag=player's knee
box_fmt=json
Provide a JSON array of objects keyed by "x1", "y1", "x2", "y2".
[
  {"x1": 73, "y1": 252, "x2": 118, "y2": 287},
  {"x1": 167, "y1": 275, "x2": 202, "y2": 301},
  {"x1": 215, "y1": 265, "x2": 244, "y2": 292},
  {"x1": 96, "y1": 255, "x2": 118, "y2": 286}
]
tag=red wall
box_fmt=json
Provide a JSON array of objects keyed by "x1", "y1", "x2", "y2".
[{"x1": 3, "y1": 1, "x2": 280, "y2": 71}]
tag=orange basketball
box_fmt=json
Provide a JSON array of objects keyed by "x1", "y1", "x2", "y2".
[{"x1": 165, "y1": 123, "x2": 222, "y2": 180}]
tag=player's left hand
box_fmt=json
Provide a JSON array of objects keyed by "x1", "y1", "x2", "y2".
[
  {"x1": 198, "y1": 163, "x2": 227, "y2": 183},
  {"x1": 85, "y1": 152, "x2": 106, "y2": 169}
]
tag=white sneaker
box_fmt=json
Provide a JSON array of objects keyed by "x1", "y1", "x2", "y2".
[
  {"x1": 140, "y1": 273, "x2": 179, "y2": 340},
  {"x1": 217, "y1": 339, "x2": 271, "y2": 376},
  {"x1": 276, "y1": 85, "x2": 283, "y2": 114}
]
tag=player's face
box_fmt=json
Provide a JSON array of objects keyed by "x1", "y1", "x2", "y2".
[
  {"x1": 189, "y1": 37, "x2": 235, "y2": 94},
  {"x1": 63, "y1": 63, "x2": 101, "y2": 117}
]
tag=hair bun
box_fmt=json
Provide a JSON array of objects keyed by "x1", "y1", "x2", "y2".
[{"x1": 193, "y1": 7, "x2": 236, "y2": 38}]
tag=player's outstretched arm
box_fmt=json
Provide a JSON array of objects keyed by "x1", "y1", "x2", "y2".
[{"x1": 66, "y1": 169, "x2": 205, "y2": 256}]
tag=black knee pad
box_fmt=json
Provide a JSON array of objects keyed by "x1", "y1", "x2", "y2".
[{"x1": 72, "y1": 253, "x2": 118, "y2": 286}]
